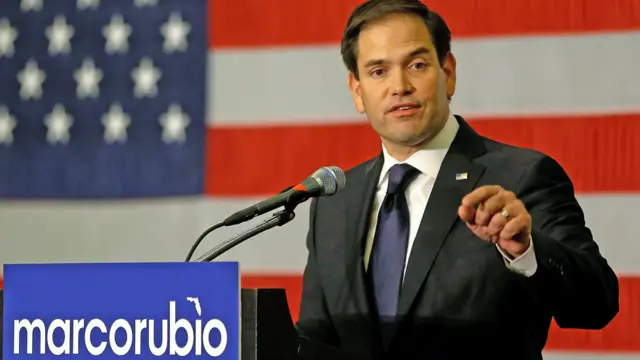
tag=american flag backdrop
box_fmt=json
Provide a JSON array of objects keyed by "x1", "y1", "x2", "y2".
[{"x1": 0, "y1": 0, "x2": 639, "y2": 358}]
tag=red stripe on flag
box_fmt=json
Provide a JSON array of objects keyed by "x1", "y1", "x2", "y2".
[
  {"x1": 205, "y1": 113, "x2": 640, "y2": 196},
  {"x1": 208, "y1": 0, "x2": 640, "y2": 49},
  {"x1": 546, "y1": 275, "x2": 640, "y2": 351},
  {"x1": 241, "y1": 274, "x2": 640, "y2": 352}
]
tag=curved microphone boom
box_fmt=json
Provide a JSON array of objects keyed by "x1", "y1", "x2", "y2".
[
  {"x1": 221, "y1": 166, "x2": 346, "y2": 226},
  {"x1": 194, "y1": 209, "x2": 296, "y2": 262},
  {"x1": 184, "y1": 166, "x2": 346, "y2": 262},
  {"x1": 182, "y1": 185, "x2": 295, "y2": 262}
]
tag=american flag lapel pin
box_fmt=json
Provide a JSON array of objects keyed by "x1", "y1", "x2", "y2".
[{"x1": 455, "y1": 172, "x2": 468, "y2": 180}]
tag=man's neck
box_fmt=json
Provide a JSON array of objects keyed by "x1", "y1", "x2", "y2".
[{"x1": 383, "y1": 143, "x2": 423, "y2": 162}]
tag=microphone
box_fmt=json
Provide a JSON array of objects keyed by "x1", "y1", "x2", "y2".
[
  {"x1": 184, "y1": 165, "x2": 346, "y2": 262},
  {"x1": 222, "y1": 166, "x2": 346, "y2": 226}
]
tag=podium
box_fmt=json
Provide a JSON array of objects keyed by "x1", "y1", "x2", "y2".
[
  {"x1": 240, "y1": 288, "x2": 299, "y2": 360},
  {"x1": 0, "y1": 262, "x2": 302, "y2": 360}
]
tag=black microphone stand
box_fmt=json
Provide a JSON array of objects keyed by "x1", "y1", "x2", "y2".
[
  {"x1": 184, "y1": 186, "x2": 295, "y2": 262},
  {"x1": 193, "y1": 198, "x2": 299, "y2": 263}
]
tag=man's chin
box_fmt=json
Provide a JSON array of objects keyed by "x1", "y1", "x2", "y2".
[{"x1": 383, "y1": 134, "x2": 429, "y2": 148}]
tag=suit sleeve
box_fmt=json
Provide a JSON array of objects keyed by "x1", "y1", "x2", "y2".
[
  {"x1": 295, "y1": 198, "x2": 340, "y2": 345},
  {"x1": 516, "y1": 155, "x2": 619, "y2": 329}
]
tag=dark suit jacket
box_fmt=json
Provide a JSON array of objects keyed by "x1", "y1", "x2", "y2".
[{"x1": 295, "y1": 115, "x2": 619, "y2": 360}]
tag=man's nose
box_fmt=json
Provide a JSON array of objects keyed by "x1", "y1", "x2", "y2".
[{"x1": 390, "y1": 71, "x2": 414, "y2": 96}]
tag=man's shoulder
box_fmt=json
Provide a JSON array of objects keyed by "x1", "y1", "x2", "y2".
[
  {"x1": 343, "y1": 154, "x2": 380, "y2": 178},
  {"x1": 478, "y1": 133, "x2": 568, "y2": 185},
  {"x1": 491, "y1": 136, "x2": 543, "y2": 152},
  {"x1": 455, "y1": 114, "x2": 556, "y2": 175},
  {"x1": 481, "y1": 134, "x2": 549, "y2": 167}
]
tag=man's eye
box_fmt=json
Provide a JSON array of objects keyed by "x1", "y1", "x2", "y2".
[
  {"x1": 411, "y1": 62, "x2": 428, "y2": 70},
  {"x1": 370, "y1": 69, "x2": 385, "y2": 77}
]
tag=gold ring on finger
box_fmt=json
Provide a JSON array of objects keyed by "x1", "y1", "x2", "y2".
[{"x1": 500, "y1": 208, "x2": 511, "y2": 221}]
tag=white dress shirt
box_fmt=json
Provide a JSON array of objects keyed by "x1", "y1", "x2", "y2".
[{"x1": 363, "y1": 111, "x2": 537, "y2": 279}]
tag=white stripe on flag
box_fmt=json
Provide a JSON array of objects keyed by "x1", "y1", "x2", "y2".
[
  {"x1": 208, "y1": 32, "x2": 640, "y2": 125},
  {"x1": 0, "y1": 194, "x2": 637, "y2": 275}
]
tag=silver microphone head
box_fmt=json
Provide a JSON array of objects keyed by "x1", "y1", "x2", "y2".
[{"x1": 311, "y1": 166, "x2": 347, "y2": 195}]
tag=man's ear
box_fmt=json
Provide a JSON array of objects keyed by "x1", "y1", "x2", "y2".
[
  {"x1": 348, "y1": 71, "x2": 365, "y2": 114},
  {"x1": 442, "y1": 52, "x2": 457, "y2": 100}
]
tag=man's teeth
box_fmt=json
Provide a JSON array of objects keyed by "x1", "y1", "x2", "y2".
[{"x1": 397, "y1": 106, "x2": 412, "y2": 110}]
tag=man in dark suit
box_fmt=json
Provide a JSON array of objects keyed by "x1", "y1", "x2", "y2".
[{"x1": 295, "y1": 1, "x2": 619, "y2": 359}]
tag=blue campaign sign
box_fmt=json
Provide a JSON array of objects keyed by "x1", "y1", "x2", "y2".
[{"x1": 2, "y1": 262, "x2": 240, "y2": 359}]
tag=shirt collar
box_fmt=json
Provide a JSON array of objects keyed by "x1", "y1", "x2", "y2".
[{"x1": 378, "y1": 111, "x2": 459, "y2": 186}]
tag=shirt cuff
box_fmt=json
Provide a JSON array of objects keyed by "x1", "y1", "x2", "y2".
[{"x1": 497, "y1": 235, "x2": 538, "y2": 277}]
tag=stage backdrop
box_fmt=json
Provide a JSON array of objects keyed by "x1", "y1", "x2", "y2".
[{"x1": 0, "y1": 0, "x2": 639, "y2": 359}]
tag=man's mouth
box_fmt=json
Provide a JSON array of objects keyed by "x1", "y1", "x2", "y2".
[{"x1": 388, "y1": 103, "x2": 421, "y2": 114}]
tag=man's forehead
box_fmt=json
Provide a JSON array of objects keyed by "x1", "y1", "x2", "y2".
[
  {"x1": 356, "y1": 16, "x2": 434, "y2": 59},
  {"x1": 356, "y1": 38, "x2": 435, "y2": 65}
]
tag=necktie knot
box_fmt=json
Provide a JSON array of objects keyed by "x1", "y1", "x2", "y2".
[{"x1": 386, "y1": 163, "x2": 419, "y2": 195}]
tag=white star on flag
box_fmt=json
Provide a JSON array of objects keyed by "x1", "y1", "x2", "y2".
[
  {"x1": 102, "y1": 103, "x2": 131, "y2": 143},
  {"x1": 0, "y1": 106, "x2": 17, "y2": 145},
  {"x1": 77, "y1": 0, "x2": 100, "y2": 10},
  {"x1": 44, "y1": 104, "x2": 74, "y2": 144},
  {"x1": 134, "y1": 0, "x2": 158, "y2": 7},
  {"x1": 21, "y1": 0, "x2": 42, "y2": 12},
  {"x1": 45, "y1": 15, "x2": 75, "y2": 56},
  {"x1": 17, "y1": 59, "x2": 46, "y2": 100},
  {"x1": 74, "y1": 58, "x2": 103, "y2": 99},
  {"x1": 103, "y1": 14, "x2": 132, "y2": 54},
  {"x1": 160, "y1": 13, "x2": 191, "y2": 53},
  {"x1": 131, "y1": 58, "x2": 162, "y2": 98},
  {"x1": 0, "y1": 18, "x2": 18, "y2": 58},
  {"x1": 159, "y1": 104, "x2": 189, "y2": 144}
]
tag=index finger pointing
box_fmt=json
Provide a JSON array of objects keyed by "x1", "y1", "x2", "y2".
[{"x1": 461, "y1": 185, "x2": 502, "y2": 207}]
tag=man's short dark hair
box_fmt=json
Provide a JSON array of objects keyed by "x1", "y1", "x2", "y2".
[{"x1": 340, "y1": 0, "x2": 452, "y2": 80}]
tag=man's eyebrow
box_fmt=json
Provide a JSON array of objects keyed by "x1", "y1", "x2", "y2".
[
  {"x1": 363, "y1": 46, "x2": 432, "y2": 68},
  {"x1": 363, "y1": 58, "x2": 386, "y2": 68},
  {"x1": 408, "y1": 46, "x2": 430, "y2": 57}
]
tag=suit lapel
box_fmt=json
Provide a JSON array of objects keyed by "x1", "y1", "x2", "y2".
[
  {"x1": 343, "y1": 153, "x2": 383, "y2": 344},
  {"x1": 396, "y1": 116, "x2": 487, "y2": 319}
]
